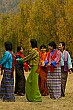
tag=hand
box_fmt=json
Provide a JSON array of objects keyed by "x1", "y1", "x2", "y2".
[
  {"x1": 48, "y1": 62, "x2": 51, "y2": 66},
  {"x1": 16, "y1": 58, "x2": 19, "y2": 61},
  {"x1": 41, "y1": 62, "x2": 45, "y2": 66},
  {"x1": 69, "y1": 69, "x2": 72, "y2": 74}
]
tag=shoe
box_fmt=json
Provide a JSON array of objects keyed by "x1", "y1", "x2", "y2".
[
  {"x1": 61, "y1": 93, "x2": 65, "y2": 97},
  {"x1": 3, "y1": 99, "x2": 15, "y2": 102},
  {"x1": 17, "y1": 92, "x2": 24, "y2": 96},
  {"x1": 14, "y1": 91, "x2": 17, "y2": 94}
]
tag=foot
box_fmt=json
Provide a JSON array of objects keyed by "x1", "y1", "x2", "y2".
[
  {"x1": 17, "y1": 92, "x2": 24, "y2": 96},
  {"x1": 61, "y1": 93, "x2": 65, "y2": 97},
  {"x1": 3, "y1": 99, "x2": 15, "y2": 102}
]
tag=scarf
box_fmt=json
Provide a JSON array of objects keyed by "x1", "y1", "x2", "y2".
[
  {"x1": 9, "y1": 51, "x2": 16, "y2": 72},
  {"x1": 16, "y1": 52, "x2": 28, "y2": 72},
  {"x1": 16, "y1": 52, "x2": 25, "y2": 58},
  {"x1": 49, "y1": 49, "x2": 58, "y2": 73}
]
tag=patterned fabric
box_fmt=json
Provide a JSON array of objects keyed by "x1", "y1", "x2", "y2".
[
  {"x1": 39, "y1": 52, "x2": 49, "y2": 64},
  {"x1": 47, "y1": 67, "x2": 61, "y2": 99},
  {"x1": 18, "y1": 48, "x2": 40, "y2": 66},
  {"x1": 0, "y1": 69, "x2": 15, "y2": 102},
  {"x1": 61, "y1": 50, "x2": 72, "y2": 70},
  {"x1": 0, "y1": 51, "x2": 12, "y2": 69},
  {"x1": 47, "y1": 49, "x2": 61, "y2": 99},
  {"x1": 49, "y1": 50, "x2": 61, "y2": 67},
  {"x1": 25, "y1": 65, "x2": 42, "y2": 102},
  {"x1": 49, "y1": 50, "x2": 61, "y2": 73}
]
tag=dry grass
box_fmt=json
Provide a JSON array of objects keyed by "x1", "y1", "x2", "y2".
[{"x1": 0, "y1": 72, "x2": 73, "y2": 110}]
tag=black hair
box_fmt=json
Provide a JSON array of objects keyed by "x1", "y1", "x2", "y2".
[
  {"x1": 17, "y1": 46, "x2": 22, "y2": 52},
  {"x1": 48, "y1": 41, "x2": 56, "y2": 49},
  {"x1": 40, "y1": 44, "x2": 46, "y2": 49},
  {"x1": 30, "y1": 39, "x2": 37, "y2": 48},
  {"x1": 60, "y1": 42, "x2": 65, "y2": 49},
  {"x1": 4, "y1": 41, "x2": 12, "y2": 51}
]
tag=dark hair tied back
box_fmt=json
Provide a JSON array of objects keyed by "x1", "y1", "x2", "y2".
[
  {"x1": 48, "y1": 41, "x2": 56, "y2": 49},
  {"x1": 30, "y1": 39, "x2": 37, "y2": 48},
  {"x1": 4, "y1": 41, "x2": 12, "y2": 51}
]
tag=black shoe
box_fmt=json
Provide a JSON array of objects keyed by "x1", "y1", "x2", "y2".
[
  {"x1": 14, "y1": 91, "x2": 17, "y2": 94},
  {"x1": 61, "y1": 93, "x2": 65, "y2": 97},
  {"x1": 3, "y1": 99, "x2": 15, "y2": 102}
]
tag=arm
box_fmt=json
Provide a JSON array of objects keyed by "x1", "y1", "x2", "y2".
[
  {"x1": 17, "y1": 49, "x2": 37, "y2": 63},
  {"x1": 23, "y1": 49, "x2": 36, "y2": 62},
  {"x1": 67, "y1": 53, "x2": 72, "y2": 69},
  {"x1": 51, "y1": 51, "x2": 61, "y2": 67},
  {"x1": 0, "y1": 52, "x2": 10, "y2": 65}
]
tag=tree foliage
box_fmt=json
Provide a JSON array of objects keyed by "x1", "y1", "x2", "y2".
[{"x1": 0, "y1": 0, "x2": 73, "y2": 57}]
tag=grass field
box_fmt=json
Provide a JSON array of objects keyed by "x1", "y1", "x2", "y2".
[{"x1": 0, "y1": 72, "x2": 73, "y2": 110}]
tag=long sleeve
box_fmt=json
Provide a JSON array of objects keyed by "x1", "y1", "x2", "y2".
[
  {"x1": 67, "y1": 53, "x2": 72, "y2": 69},
  {"x1": 0, "y1": 51, "x2": 12, "y2": 69},
  {"x1": 22, "y1": 49, "x2": 37, "y2": 62},
  {"x1": 51, "y1": 51, "x2": 61, "y2": 67},
  {"x1": 17, "y1": 49, "x2": 40, "y2": 66},
  {"x1": 0, "y1": 52, "x2": 10, "y2": 65}
]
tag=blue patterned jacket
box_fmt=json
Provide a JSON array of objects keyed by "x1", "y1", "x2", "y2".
[{"x1": 0, "y1": 51, "x2": 12, "y2": 69}]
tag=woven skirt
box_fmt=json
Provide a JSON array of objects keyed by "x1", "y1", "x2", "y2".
[
  {"x1": 0, "y1": 69, "x2": 15, "y2": 102},
  {"x1": 47, "y1": 67, "x2": 61, "y2": 99}
]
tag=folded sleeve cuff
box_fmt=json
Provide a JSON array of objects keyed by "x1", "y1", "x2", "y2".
[{"x1": 51, "y1": 61, "x2": 56, "y2": 67}]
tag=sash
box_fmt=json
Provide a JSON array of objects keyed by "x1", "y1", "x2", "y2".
[{"x1": 49, "y1": 49, "x2": 58, "y2": 73}]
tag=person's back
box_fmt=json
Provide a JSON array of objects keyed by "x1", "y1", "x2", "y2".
[
  {"x1": 0, "y1": 41, "x2": 15, "y2": 102},
  {"x1": 17, "y1": 39, "x2": 42, "y2": 102},
  {"x1": 0, "y1": 51, "x2": 12, "y2": 69}
]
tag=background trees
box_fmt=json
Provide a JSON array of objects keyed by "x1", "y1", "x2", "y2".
[{"x1": 0, "y1": 0, "x2": 73, "y2": 57}]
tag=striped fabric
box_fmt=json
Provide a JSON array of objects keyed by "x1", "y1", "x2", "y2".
[
  {"x1": 0, "y1": 69, "x2": 15, "y2": 102},
  {"x1": 47, "y1": 67, "x2": 61, "y2": 99}
]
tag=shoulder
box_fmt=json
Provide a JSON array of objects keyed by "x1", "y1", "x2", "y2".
[
  {"x1": 65, "y1": 50, "x2": 68, "y2": 53},
  {"x1": 56, "y1": 50, "x2": 61, "y2": 55},
  {"x1": 54, "y1": 49, "x2": 59, "y2": 54},
  {"x1": 64, "y1": 50, "x2": 69, "y2": 55},
  {"x1": 32, "y1": 48, "x2": 38, "y2": 53},
  {"x1": 47, "y1": 52, "x2": 50, "y2": 56},
  {"x1": 4, "y1": 51, "x2": 11, "y2": 55},
  {"x1": 39, "y1": 52, "x2": 42, "y2": 56}
]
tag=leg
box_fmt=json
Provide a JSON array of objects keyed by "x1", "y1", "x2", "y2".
[{"x1": 61, "y1": 70, "x2": 68, "y2": 97}]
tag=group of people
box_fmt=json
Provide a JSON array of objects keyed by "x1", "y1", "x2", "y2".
[{"x1": 0, "y1": 39, "x2": 72, "y2": 102}]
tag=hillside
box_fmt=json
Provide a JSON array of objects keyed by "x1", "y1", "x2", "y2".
[{"x1": 0, "y1": 0, "x2": 20, "y2": 13}]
